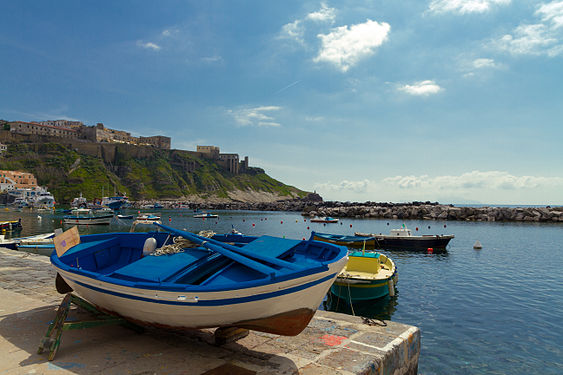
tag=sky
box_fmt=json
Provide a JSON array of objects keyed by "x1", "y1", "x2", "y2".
[{"x1": 1, "y1": 0, "x2": 562, "y2": 205}]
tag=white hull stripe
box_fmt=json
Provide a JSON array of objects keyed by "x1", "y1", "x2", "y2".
[{"x1": 71, "y1": 272, "x2": 337, "y2": 306}]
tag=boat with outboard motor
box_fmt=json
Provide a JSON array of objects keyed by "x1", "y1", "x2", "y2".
[{"x1": 50, "y1": 227, "x2": 348, "y2": 336}]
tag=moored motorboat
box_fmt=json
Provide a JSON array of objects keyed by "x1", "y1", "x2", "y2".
[
  {"x1": 50, "y1": 226, "x2": 348, "y2": 336},
  {"x1": 310, "y1": 216, "x2": 339, "y2": 223},
  {"x1": 135, "y1": 213, "x2": 161, "y2": 222},
  {"x1": 193, "y1": 212, "x2": 219, "y2": 219},
  {"x1": 0, "y1": 219, "x2": 22, "y2": 233},
  {"x1": 63, "y1": 211, "x2": 113, "y2": 225},
  {"x1": 315, "y1": 225, "x2": 453, "y2": 251},
  {"x1": 101, "y1": 196, "x2": 128, "y2": 210},
  {"x1": 354, "y1": 225, "x2": 454, "y2": 250},
  {"x1": 330, "y1": 250, "x2": 397, "y2": 302}
]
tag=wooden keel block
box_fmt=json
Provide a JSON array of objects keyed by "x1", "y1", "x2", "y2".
[{"x1": 214, "y1": 326, "x2": 250, "y2": 345}]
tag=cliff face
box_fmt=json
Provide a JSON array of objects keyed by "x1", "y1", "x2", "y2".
[{"x1": 0, "y1": 142, "x2": 307, "y2": 204}]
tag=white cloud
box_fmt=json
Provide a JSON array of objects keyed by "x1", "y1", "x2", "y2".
[
  {"x1": 472, "y1": 58, "x2": 497, "y2": 68},
  {"x1": 228, "y1": 106, "x2": 282, "y2": 127},
  {"x1": 314, "y1": 171, "x2": 563, "y2": 204},
  {"x1": 314, "y1": 19, "x2": 391, "y2": 72},
  {"x1": 201, "y1": 56, "x2": 223, "y2": 64},
  {"x1": 280, "y1": 20, "x2": 305, "y2": 44},
  {"x1": 315, "y1": 179, "x2": 371, "y2": 193},
  {"x1": 537, "y1": 1, "x2": 563, "y2": 29},
  {"x1": 428, "y1": 0, "x2": 511, "y2": 15},
  {"x1": 494, "y1": 1, "x2": 563, "y2": 56},
  {"x1": 279, "y1": 3, "x2": 336, "y2": 44},
  {"x1": 136, "y1": 41, "x2": 161, "y2": 50},
  {"x1": 383, "y1": 171, "x2": 563, "y2": 190},
  {"x1": 306, "y1": 3, "x2": 336, "y2": 23},
  {"x1": 398, "y1": 80, "x2": 442, "y2": 96}
]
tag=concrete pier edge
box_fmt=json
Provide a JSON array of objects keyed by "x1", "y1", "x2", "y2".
[{"x1": 0, "y1": 248, "x2": 420, "y2": 374}]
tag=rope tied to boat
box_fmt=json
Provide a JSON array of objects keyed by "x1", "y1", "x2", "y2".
[
  {"x1": 151, "y1": 236, "x2": 199, "y2": 256},
  {"x1": 361, "y1": 317, "x2": 387, "y2": 327},
  {"x1": 151, "y1": 230, "x2": 217, "y2": 256}
]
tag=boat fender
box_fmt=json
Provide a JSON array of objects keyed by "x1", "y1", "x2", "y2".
[
  {"x1": 388, "y1": 279, "x2": 395, "y2": 297},
  {"x1": 142, "y1": 237, "x2": 158, "y2": 256}
]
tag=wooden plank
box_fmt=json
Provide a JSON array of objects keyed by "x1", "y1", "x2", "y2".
[{"x1": 54, "y1": 226, "x2": 80, "y2": 257}]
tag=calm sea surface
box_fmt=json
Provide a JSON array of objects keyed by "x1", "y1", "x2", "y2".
[{"x1": 2, "y1": 208, "x2": 562, "y2": 374}]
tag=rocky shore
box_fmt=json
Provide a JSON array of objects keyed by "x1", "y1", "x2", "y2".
[
  {"x1": 132, "y1": 197, "x2": 563, "y2": 223},
  {"x1": 301, "y1": 202, "x2": 563, "y2": 222}
]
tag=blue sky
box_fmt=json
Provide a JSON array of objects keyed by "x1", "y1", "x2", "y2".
[{"x1": 1, "y1": 0, "x2": 562, "y2": 204}]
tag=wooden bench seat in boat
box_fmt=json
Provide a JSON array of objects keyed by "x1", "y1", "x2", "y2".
[{"x1": 111, "y1": 249, "x2": 210, "y2": 283}]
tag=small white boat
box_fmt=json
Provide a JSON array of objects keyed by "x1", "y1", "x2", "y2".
[
  {"x1": 136, "y1": 213, "x2": 161, "y2": 222},
  {"x1": 63, "y1": 211, "x2": 113, "y2": 225},
  {"x1": 193, "y1": 212, "x2": 219, "y2": 219},
  {"x1": 310, "y1": 216, "x2": 339, "y2": 223}
]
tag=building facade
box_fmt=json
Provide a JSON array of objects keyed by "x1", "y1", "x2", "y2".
[
  {"x1": 39, "y1": 120, "x2": 84, "y2": 129},
  {"x1": 9, "y1": 121, "x2": 77, "y2": 138},
  {"x1": 0, "y1": 170, "x2": 38, "y2": 191}
]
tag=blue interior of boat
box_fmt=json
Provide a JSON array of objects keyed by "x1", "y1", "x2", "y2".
[{"x1": 54, "y1": 230, "x2": 346, "y2": 290}]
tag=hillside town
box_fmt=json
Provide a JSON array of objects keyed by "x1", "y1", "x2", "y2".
[{"x1": 0, "y1": 119, "x2": 250, "y2": 207}]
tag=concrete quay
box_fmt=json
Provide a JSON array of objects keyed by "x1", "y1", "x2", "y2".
[{"x1": 0, "y1": 248, "x2": 420, "y2": 375}]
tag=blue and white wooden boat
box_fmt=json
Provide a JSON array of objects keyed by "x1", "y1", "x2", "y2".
[{"x1": 50, "y1": 226, "x2": 348, "y2": 336}]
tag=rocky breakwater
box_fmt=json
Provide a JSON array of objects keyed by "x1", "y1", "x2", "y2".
[{"x1": 303, "y1": 202, "x2": 563, "y2": 223}]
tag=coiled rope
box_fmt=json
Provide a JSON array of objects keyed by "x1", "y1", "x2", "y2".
[{"x1": 150, "y1": 230, "x2": 217, "y2": 256}]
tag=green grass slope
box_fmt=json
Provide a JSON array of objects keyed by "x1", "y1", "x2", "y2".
[{"x1": 0, "y1": 143, "x2": 307, "y2": 204}]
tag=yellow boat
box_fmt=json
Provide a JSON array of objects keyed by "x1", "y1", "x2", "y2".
[{"x1": 330, "y1": 250, "x2": 397, "y2": 302}]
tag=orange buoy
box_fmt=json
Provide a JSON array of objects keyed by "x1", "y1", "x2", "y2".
[
  {"x1": 416, "y1": 227, "x2": 418, "y2": 231},
  {"x1": 252, "y1": 223, "x2": 255, "y2": 227}
]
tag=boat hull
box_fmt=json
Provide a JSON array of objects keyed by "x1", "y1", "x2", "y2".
[
  {"x1": 315, "y1": 233, "x2": 453, "y2": 250},
  {"x1": 330, "y1": 273, "x2": 397, "y2": 301},
  {"x1": 53, "y1": 256, "x2": 346, "y2": 336},
  {"x1": 362, "y1": 235, "x2": 453, "y2": 250}
]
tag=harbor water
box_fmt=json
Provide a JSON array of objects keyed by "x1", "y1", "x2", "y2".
[{"x1": 2, "y1": 208, "x2": 562, "y2": 374}]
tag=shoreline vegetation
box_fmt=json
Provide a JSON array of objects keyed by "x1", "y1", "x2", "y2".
[{"x1": 132, "y1": 197, "x2": 563, "y2": 223}]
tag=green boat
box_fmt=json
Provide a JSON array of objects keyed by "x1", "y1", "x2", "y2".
[{"x1": 330, "y1": 250, "x2": 397, "y2": 302}]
